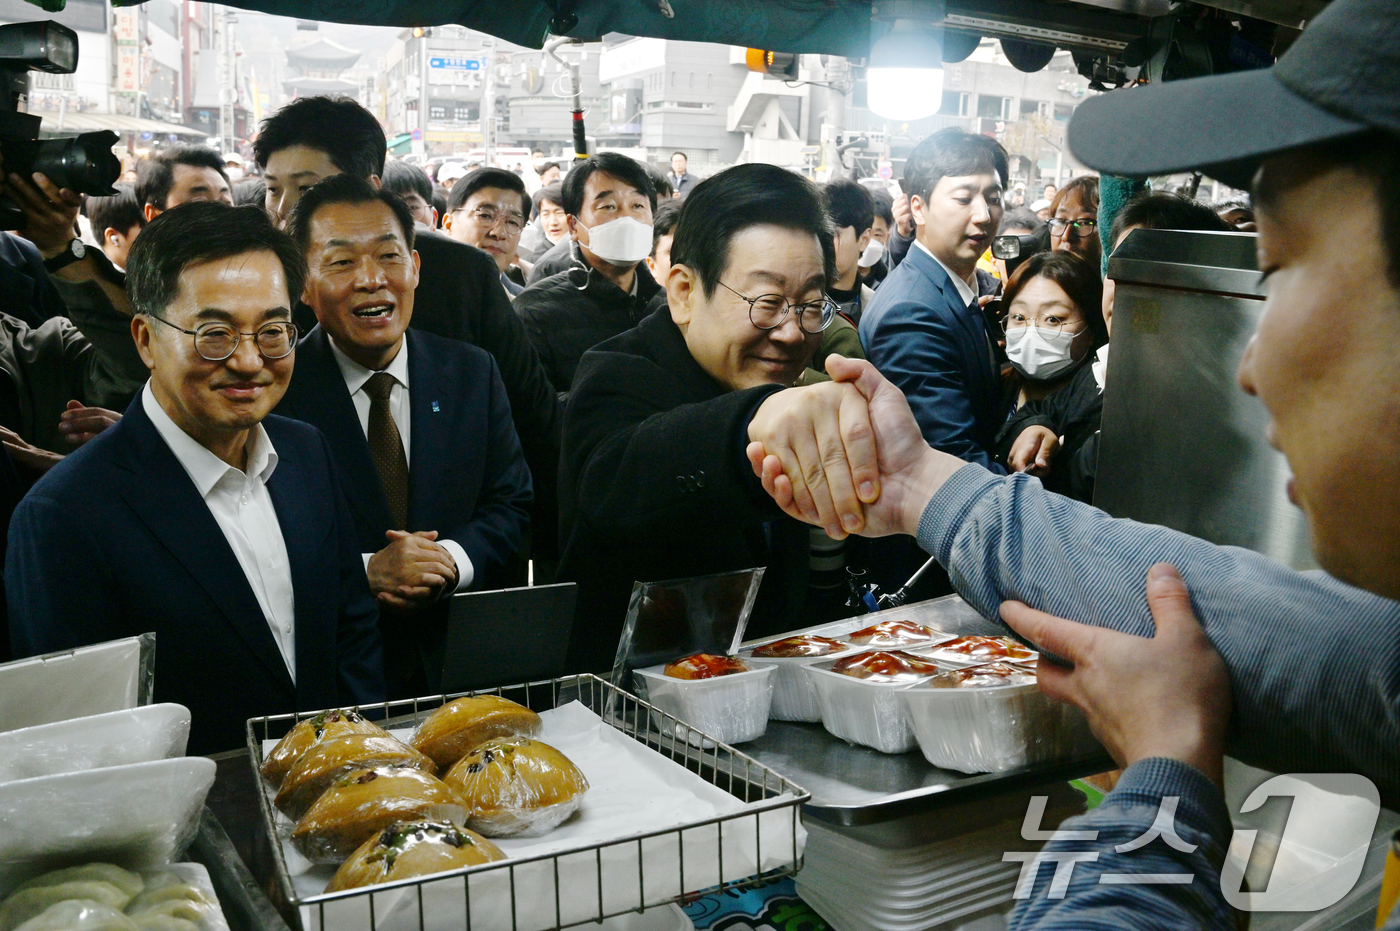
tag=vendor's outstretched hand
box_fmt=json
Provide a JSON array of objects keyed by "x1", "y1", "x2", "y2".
[
  {"x1": 746, "y1": 374, "x2": 879, "y2": 539},
  {"x1": 1000, "y1": 563, "x2": 1232, "y2": 789},
  {"x1": 746, "y1": 355, "x2": 965, "y2": 538}
]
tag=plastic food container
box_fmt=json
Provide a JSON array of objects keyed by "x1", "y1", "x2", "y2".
[
  {"x1": 0, "y1": 703, "x2": 190, "y2": 785},
  {"x1": 633, "y1": 663, "x2": 775, "y2": 745},
  {"x1": 802, "y1": 658, "x2": 939, "y2": 754},
  {"x1": 899, "y1": 665, "x2": 1088, "y2": 773},
  {"x1": 840, "y1": 621, "x2": 955, "y2": 651},
  {"x1": 924, "y1": 636, "x2": 1038, "y2": 668},
  {"x1": 739, "y1": 639, "x2": 856, "y2": 723}
]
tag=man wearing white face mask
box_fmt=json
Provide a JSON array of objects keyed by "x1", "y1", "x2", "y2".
[{"x1": 513, "y1": 153, "x2": 661, "y2": 396}]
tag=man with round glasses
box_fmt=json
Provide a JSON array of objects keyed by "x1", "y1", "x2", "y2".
[
  {"x1": 556, "y1": 163, "x2": 879, "y2": 672},
  {"x1": 6, "y1": 203, "x2": 385, "y2": 754},
  {"x1": 442, "y1": 167, "x2": 532, "y2": 298}
]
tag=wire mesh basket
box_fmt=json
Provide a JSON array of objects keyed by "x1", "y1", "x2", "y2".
[{"x1": 246, "y1": 674, "x2": 808, "y2": 931}]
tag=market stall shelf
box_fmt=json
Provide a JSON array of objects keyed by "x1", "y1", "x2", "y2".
[
  {"x1": 246, "y1": 674, "x2": 807, "y2": 931},
  {"x1": 737, "y1": 594, "x2": 1112, "y2": 826}
]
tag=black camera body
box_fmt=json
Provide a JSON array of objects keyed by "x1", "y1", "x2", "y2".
[{"x1": 0, "y1": 20, "x2": 120, "y2": 229}]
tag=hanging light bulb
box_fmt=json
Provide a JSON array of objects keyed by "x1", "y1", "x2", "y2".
[{"x1": 867, "y1": 20, "x2": 944, "y2": 121}]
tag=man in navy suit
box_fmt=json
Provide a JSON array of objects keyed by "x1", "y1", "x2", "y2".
[
  {"x1": 6, "y1": 203, "x2": 385, "y2": 754},
  {"x1": 859, "y1": 128, "x2": 1009, "y2": 474},
  {"x1": 278, "y1": 176, "x2": 531, "y2": 696}
]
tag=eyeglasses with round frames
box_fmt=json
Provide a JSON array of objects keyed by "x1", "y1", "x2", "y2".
[
  {"x1": 717, "y1": 280, "x2": 836, "y2": 334},
  {"x1": 1002, "y1": 311, "x2": 1084, "y2": 336},
  {"x1": 463, "y1": 207, "x2": 525, "y2": 235},
  {"x1": 1048, "y1": 217, "x2": 1099, "y2": 238},
  {"x1": 147, "y1": 315, "x2": 297, "y2": 362}
]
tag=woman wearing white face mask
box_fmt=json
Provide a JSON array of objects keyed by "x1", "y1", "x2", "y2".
[{"x1": 993, "y1": 252, "x2": 1107, "y2": 501}]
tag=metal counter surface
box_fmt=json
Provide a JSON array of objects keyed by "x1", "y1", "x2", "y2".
[{"x1": 738, "y1": 594, "x2": 1113, "y2": 826}]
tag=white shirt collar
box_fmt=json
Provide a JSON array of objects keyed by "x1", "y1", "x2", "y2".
[
  {"x1": 328, "y1": 335, "x2": 411, "y2": 395},
  {"x1": 913, "y1": 239, "x2": 977, "y2": 308},
  {"x1": 141, "y1": 381, "x2": 278, "y2": 495}
]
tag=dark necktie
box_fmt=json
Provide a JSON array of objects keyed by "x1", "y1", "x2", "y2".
[{"x1": 365, "y1": 371, "x2": 409, "y2": 529}]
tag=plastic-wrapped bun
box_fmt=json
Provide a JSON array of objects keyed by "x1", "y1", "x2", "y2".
[
  {"x1": 11, "y1": 900, "x2": 137, "y2": 931},
  {"x1": 261, "y1": 709, "x2": 389, "y2": 786},
  {"x1": 275, "y1": 734, "x2": 436, "y2": 820},
  {"x1": 122, "y1": 874, "x2": 211, "y2": 915},
  {"x1": 292, "y1": 764, "x2": 465, "y2": 863},
  {"x1": 10, "y1": 865, "x2": 143, "y2": 901},
  {"x1": 327, "y1": 820, "x2": 506, "y2": 892},
  {"x1": 443, "y1": 738, "x2": 588, "y2": 837},
  {"x1": 0, "y1": 882, "x2": 134, "y2": 931},
  {"x1": 410, "y1": 696, "x2": 541, "y2": 769},
  {"x1": 128, "y1": 916, "x2": 197, "y2": 931}
]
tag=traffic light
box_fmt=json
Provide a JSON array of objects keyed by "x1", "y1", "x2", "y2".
[{"x1": 745, "y1": 48, "x2": 799, "y2": 80}]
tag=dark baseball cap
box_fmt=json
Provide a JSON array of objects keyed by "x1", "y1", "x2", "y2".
[{"x1": 1067, "y1": 0, "x2": 1400, "y2": 189}]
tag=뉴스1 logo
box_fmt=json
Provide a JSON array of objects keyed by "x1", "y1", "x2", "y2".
[{"x1": 1006, "y1": 773, "x2": 1381, "y2": 913}]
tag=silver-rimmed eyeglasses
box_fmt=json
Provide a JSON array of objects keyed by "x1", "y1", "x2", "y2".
[
  {"x1": 147, "y1": 315, "x2": 298, "y2": 362},
  {"x1": 717, "y1": 280, "x2": 836, "y2": 334}
]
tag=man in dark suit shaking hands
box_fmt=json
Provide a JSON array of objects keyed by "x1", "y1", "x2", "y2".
[
  {"x1": 6, "y1": 203, "x2": 385, "y2": 754},
  {"x1": 278, "y1": 176, "x2": 532, "y2": 696}
]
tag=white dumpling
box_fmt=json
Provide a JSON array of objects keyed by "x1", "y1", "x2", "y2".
[
  {"x1": 128, "y1": 916, "x2": 197, "y2": 931},
  {"x1": 12, "y1": 900, "x2": 138, "y2": 931},
  {"x1": 124, "y1": 900, "x2": 206, "y2": 923},
  {"x1": 124, "y1": 876, "x2": 211, "y2": 914},
  {"x1": 12, "y1": 865, "x2": 143, "y2": 900},
  {"x1": 0, "y1": 882, "x2": 132, "y2": 931}
]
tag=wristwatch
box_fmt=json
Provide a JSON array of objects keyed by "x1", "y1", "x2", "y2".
[{"x1": 43, "y1": 238, "x2": 86, "y2": 272}]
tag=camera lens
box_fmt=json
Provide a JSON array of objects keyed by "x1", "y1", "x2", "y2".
[{"x1": 28, "y1": 131, "x2": 121, "y2": 196}]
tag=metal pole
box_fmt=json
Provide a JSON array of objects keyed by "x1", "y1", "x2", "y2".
[
  {"x1": 545, "y1": 37, "x2": 586, "y2": 160},
  {"x1": 482, "y1": 35, "x2": 496, "y2": 166},
  {"x1": 419, "y1": 33, "x2": 429, "y2": 157}
]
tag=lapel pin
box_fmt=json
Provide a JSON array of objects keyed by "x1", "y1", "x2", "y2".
[{"x1": 431, "y1": 401, "x2": 441, "y2": 413}]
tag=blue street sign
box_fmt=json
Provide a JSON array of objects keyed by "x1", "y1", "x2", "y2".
[{"x1": 429, "y1": 56, "x2": 483, "y2": 71}]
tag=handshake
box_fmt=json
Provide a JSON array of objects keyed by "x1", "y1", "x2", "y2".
[{"x1": 744, "y1": 355, "x2": 967, "y2": 540}]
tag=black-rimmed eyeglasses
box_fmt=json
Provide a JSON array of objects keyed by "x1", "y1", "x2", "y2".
[
  {"x1": 717, "y1": 281, "x2": 836, "y2": 334},
  {"x1": 147, "y1": 315, "x2": 297, "y2": 362},
  {"x1": 1048, "y1": 217, "x2": 1099, "y2": 238}
]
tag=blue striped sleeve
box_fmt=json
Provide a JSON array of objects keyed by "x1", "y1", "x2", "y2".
[
  {"x1": 916, "y1": 464, "x2": 1400, "y2": 806},
  {"x1": 1007, "y1": 759, "x2": 1235, "y2": 930}
]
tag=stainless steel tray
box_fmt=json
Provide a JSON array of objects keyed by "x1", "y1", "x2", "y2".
[
  {"x1": 245, "y1": 674, "x2": 807, "y2": 931},
  {"x1": 739, "y1": 594, "x2": 1111, "y2": 825}
]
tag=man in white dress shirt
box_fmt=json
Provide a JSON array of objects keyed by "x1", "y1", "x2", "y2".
[{"x1": 6, "y1": 202, "x2": 385, "y2": 753}]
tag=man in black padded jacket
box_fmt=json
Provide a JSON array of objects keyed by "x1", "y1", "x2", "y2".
[{"x1": 558, "y1": 164, "x2": 871, "y2": 672}]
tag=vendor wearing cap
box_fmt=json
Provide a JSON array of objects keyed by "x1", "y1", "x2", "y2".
[{"x1": 745, "y1": 0, "x2": 1400, "y2": 924}]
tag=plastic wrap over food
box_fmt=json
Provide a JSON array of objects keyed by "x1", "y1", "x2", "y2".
[
  {"x1": 0, "y1": 758, "x2": 215, "y2": 895},
  {"x1": 925, "y1": 635, "x2": 1038, "y2": 668},
  {"x1": 275, "y1": 736, "x2": 436, "y2": 821},
  {"x1": 841, "y1": 620, "x2": 954, "y2": 650},
  {"x1": 442, "y1": 738, "x2": 589, "y2": 838},
  {"x1": 0, "y1": 635, "x2": 155, "y2": 735},
  {"x1": 261, "y1": 710, "x2": 390, "y2": 788},
  {"x1": 0, "y1": 863, "x2": 229, "y2": 931},
  {"x1": 291, "y1": 766, "x2": 465, "y2": 863},
  {"x1": 0, "y1": 705, "x2": 190, "y2": 786},
  {"x1": 802, "y1": 661, "x2": 933, "y2": 754},
  {"x1": 326, "y1": 821, "x2": 506, "y2": 892},
  {"x1": 633, "y1": 663, "x2": 774, "y2": 745},
  {"x1": 409, "y1": 696, "x2": 541, "y2": 771},
  {"x1": 740, "y1": 637, "x2": 855, "y2": 723},
  {"x1": 901, "y1": 664, "x2": 1091, "y2": 773}
]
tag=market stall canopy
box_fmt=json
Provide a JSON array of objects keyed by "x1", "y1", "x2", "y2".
[
  {"x1": 84, "y1": 0, "x2": 1326, "y2": 60},
  {"x1": 33, "y1": 110, "x2": 209, "y2": 138}
]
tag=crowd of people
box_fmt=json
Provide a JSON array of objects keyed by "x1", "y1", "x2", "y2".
[{"x1": 0, "y1": 0, "x2": 1397, "y2": 923}]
